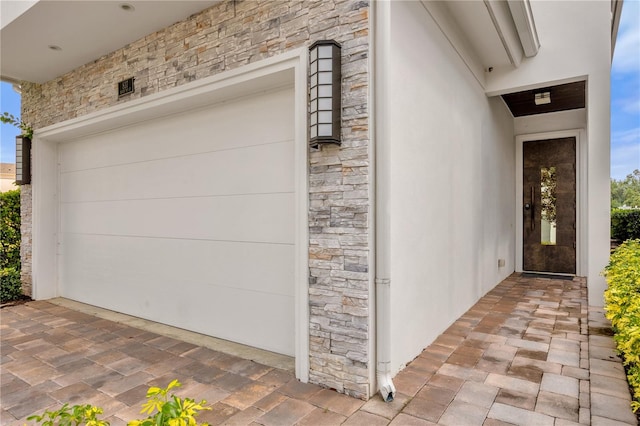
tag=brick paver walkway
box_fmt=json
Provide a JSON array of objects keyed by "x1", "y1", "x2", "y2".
[{"x1": 1, "y1": 273, "x2": 636, "y2": 425}]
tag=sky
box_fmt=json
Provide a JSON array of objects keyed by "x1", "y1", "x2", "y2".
[
  {"x1": 0, "y1": 81, "x2": 20, "y2": 163},
  {"x1": 611, "y1": 0, "x2": 640, "y2": 181},
  {"x1": 0, "y1": 3, "x2": 639, "y2": 178}
]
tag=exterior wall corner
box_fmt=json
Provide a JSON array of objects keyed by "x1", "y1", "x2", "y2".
[{"x1": 19, "y1": 0, "x2": 373, "y2": 399}]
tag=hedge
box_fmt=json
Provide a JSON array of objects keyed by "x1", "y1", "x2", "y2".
[
  {"x1": 612, "y1": 208, "x2": 640, "y2": 241},
  {"x1": 0, "y1": 267, "x2": 22, "y2": 303},
  {"x1": 1, "y1": 189, "x2": 22, "y2": 302},
  {"x1": 1, "y1": 189, "x2": 20, "y2": 270},
  {"x1": 603, "y1": 239, "x2": 640, "y2": 412}
]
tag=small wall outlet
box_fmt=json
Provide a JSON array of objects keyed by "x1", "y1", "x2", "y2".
[{"x1": 498, "y1": 259, "x2": 506, "y2": 268}]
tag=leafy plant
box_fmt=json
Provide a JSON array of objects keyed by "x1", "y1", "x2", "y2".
[
  {"x1": 25, "y1": 380, "x2": 210, "y2": 426},
  {"x1": 1, "y1": 189, "x2": 21, "y2": 271},
  {"x1": 603, "y1": 239, "x2": 640, "y2": 412},
  {"x1": 540, "y1": 166, "x2": 557, "y2": 223},
  {"x1": 0, "y1": 267, "x2": 22, "y2": 303},
  {"x1": 0, "y1": 112, "x2": 33, "y2": 139},
  {"x1": 612, "y1": 170, "x2": 640, "y2": 208},
  {"x1": 26, "y1": 404, "x2": 108, "y2": 426},
  {"x1": 129, "y1": 379, "x2": 211, "y2": 426},
  {"x1": 0, "y1": 188, "x2": 22, "y2": 303},
  {"x1": 612, "y1": 208, "x2": 640, "y2": 241}
]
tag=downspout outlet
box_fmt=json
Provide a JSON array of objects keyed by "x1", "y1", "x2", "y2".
[
  {"x1": 375, "y1": 278, "x2": 395, "y2": 402},
  {"x1": 377, "y1": 364, "x2": 396, "y2": 402}
]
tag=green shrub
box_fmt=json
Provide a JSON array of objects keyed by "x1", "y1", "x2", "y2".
[
  {"x1": 26, "y1": 404, "x2": 108, "y2": 426},
  {"x1": 604, "y1": 239, "x2": 640, "y2": 412},
  {"x1": 0, "y1": 188, "x2": 21, "y2": 270},
  {"x1": 1, "y1": 267, "x2": 22, "y2": 303},
  {"x1": 129, "y1": 379, "x2": 210, "y2": 426},
  {"x1": 612, "y1": 208, "x2": 640, "y2": 241},
  {"x1": 26, "y1": 380, "x2": 211, "y2": 426}
]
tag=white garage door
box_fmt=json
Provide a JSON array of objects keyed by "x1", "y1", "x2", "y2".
[{"x1": 58, "y1": 87, "x2": 296, "y2": 356}]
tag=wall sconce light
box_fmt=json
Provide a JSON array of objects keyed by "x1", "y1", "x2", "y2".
[
  {"x1": 309, "y1": 40, "x2": 341, "y2": 149},
  {"x1": 534, "y1": 91, "x2": 551, "y2": 105},
  {"x1": 15, "y1": 135, "x2": 31, "y2": 185}
]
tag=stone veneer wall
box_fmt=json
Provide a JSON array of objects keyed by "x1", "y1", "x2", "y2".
[
  {"x1": 20, "y1": 0, "x2": 372, "y2": 398},
  {"x1": 20, "y1": 185, "x2": 32, "y2": 297}
]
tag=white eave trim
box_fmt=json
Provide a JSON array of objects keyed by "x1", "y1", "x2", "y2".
[
  {"x1": 508, "y1": 0, "x2": 540, "y2": 58},
  {"x1": 1, "y1": 76, "x2": 22, "y2": 94},
  {"x1": 484, "y1": 0, "x2": 524, "y2": 67},
  {"x1": 611, "y1": 0, "x2": 624, "y2": 59}
]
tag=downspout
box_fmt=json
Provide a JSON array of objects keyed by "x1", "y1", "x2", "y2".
[{"x1": 372, "y1": 0, "x2": 396, "y2": 403}]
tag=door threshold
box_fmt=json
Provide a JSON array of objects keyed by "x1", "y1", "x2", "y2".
[{"x1": 521, "y1": 272, "x2": 575, "y2": 280}]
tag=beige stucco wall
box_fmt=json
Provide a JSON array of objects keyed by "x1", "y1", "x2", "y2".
[
  {"x1": 21, "y1": 0, "x2": 372, "y2": 398},
  {"x1": 384, "y1": 0, "x2": 516, "y2": 374},
  {"x1": 0, "y1": 177, "x2": 18, "y2": 193},
  {"x1": 0, "y1": 163, "x2": 17, "y2": 192}
]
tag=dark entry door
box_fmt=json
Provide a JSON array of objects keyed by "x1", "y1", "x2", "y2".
[{"x1": 523, "y1": 137, "x2": 576, "y2": 274}]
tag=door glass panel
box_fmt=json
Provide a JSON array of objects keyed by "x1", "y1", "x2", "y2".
[{"x1": 541, "y1": 166, "x2": 557, "y2": 245}]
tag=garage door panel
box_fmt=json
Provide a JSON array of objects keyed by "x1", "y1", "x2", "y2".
[
  {"x1": 61, "y1": 246, "x2": 295, "y2": 355},
  {"x1": 59, "y1": 85, "x2": 296, "y2": 356},
  {"x1": 60, "y1": 141, "x2": 294, "y2": 203},
  {"x1": 61, "y1": 233, "x2": 294, "y2": 297},
  {"x1": 59, "y1": 88, "x2": 294, "y2": 173},
  {"x1": 61, "y1": 193, "x2": 294, "y2": 244},
  {"x1": 184, "y1": 282, "x2": 294, "y2": 356}
]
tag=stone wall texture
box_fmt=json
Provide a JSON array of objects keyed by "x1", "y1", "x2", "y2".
[
  {"x1": 21, "y1": 0, "x2": 372, "y2": 398},
  {"x1": 20, "y1": 185, "x2": 32, "y2": 297}
]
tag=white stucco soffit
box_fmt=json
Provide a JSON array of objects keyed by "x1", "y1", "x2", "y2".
[
  {"x1": 421, "y1": 0, "x2": 538, "y2": 77},
  {"x1": 0, "y1": 0, "x2": 220, "y2": 83}
]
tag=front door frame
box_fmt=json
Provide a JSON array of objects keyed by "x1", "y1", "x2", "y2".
[{"x1": 516, "y1": 129, "x2": 586, "y2": 276}]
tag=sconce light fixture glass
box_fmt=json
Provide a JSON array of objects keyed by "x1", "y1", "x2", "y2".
[
  {"x1": 309, "y1": 40, "x2": 341, "y2": 148},
  {"x1": 15, "y1": 135, "x2": 31, "y2": 185}
]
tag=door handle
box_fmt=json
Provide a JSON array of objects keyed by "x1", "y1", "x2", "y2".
[
  {"x1": 530, "y1": 186, "x2": 534, "y2": 230},
  {"x1": 524, "y1": 187, "x2": 535, "y2": 230}
]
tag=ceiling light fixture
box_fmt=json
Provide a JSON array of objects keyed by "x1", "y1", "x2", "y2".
[
  {"x1": 120, "y1": 3, "x2": 135, "y2": 12},
  {"x1": 534, "y1": 92, "x2": 551, "y2": 105}
]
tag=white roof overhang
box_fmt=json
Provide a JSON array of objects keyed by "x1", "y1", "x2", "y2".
[
  {"x1": 1, "y1": 0, "x2": 220, "y2": 84},
  {"x1": 611, "y1": 0, "x2": 624, "y2": 59},
  {"x1": 419, "y1": 0, "x2": 540, "y2": 86}
]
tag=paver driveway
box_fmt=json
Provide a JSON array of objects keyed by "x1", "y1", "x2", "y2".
[{"x1": 1, "y1": 273, "x2": 636, "y2": 425}]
